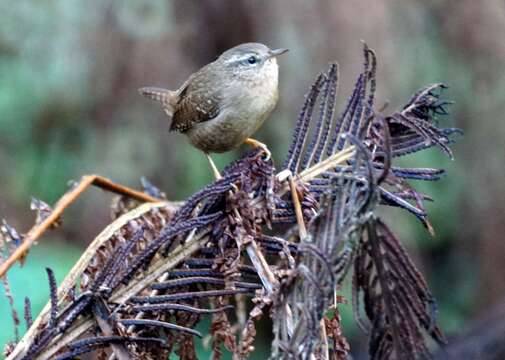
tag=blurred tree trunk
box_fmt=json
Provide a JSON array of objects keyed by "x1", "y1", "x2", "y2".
[{"x1": 427, "y1": 0, "x2": 505, "y2": 310}]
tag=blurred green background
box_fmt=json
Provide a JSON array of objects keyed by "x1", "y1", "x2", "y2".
[{"x1": 1, "y1": 1, "x2": 504, "y2": 358}]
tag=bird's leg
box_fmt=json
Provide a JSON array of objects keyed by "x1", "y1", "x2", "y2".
[
  {"x1": 206, "y1": 153, "x2": 222, "y2": 180},
  {"x1": 244, "y1": 138, "x2": 271, "y2": 160}
]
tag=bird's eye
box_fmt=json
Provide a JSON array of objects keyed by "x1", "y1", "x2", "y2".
[{"x1": 247, "y1": 56, "x2": 258, "y2": 65}]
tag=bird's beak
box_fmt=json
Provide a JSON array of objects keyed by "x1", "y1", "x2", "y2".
[{"x1": 268, "y1": 48, "x2": 289, "y2": 59}]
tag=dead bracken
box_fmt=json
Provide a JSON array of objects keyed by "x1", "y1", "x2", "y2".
[{"x1": 1, "y1": 44, "x2": 460, "y2": 360}]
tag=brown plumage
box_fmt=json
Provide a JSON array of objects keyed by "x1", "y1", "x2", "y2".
[
  {"x1": 140, "y1": 43, "x2": 287, "y2": 156},
  {"x1": 140, "y1": 65, "x2": 223, "y2": 133}
]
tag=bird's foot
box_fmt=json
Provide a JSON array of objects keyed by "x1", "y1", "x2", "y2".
[
  {"x1": 206, "y1": 154, "x2": 222, "y2": 180},
  {"x1": 244, "y1": 138, "x2": 271, "y2": 161}
]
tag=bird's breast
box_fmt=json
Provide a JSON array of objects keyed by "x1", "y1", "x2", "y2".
[
  {"x1": 185, "y1": 62, "x2": 279, "y2": 153},
  {"x1": 225, "y1": 63, "x2": 279, "y2": 124}
]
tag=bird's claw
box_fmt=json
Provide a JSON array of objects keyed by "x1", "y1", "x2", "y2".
[
  {"x1": 244, "y1": 138, "x2": 271, "y2": 161},
  {"x1": 258, "y1": 144, "x2": 271, "y2": 161}
]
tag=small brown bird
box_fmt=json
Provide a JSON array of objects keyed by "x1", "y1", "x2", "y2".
[{"x1": 139, "y1": 42, "x2": 288, "y2": 178}]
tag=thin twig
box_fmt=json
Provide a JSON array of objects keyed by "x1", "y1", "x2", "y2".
[
  {"x1": 255, "y1": 147, "x2": 355, "y2": 208},
  {"x1": 92, "y1": 299, "x2": 131, "y2": 360},
  {"x1": 245, "y1": 241, "x2": 278, "y2": 294},
  {"x1": 298, "y1": 146, "x2": 355, "y2": 182},
  {"x1": 320, "y1": 318, "x2": 329, "y2": 360},
  {"x1": 289, "y1": 176, "x2": 307, "y2": 240},
  {"x1": 0, "y1": 175, "x2": 163, "y2": 278}
]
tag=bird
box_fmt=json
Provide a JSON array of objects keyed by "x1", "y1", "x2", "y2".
[{"x1": 139, "y1": 42, "x2": 288, "y2": 178}]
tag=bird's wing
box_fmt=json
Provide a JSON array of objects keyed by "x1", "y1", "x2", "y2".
[{"x1": 170, "y1": 65, "x2": 223, "y2": 132}]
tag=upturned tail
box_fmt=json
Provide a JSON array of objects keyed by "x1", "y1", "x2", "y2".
[{"x1": 138, "y1": 87, "x2": 178, "y2": 118}]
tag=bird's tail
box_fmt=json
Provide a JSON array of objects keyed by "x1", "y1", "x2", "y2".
[{"x1": 138, "y1": 87, "x2": 177, "y2": 118}]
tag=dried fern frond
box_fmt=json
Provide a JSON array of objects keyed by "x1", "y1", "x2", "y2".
[
  {"x1": 3, "y1": 43, "x2": 460, "y2": 360},
  {"x1": 270, "y1": 43, "x2": 458, "y2": 359},
  {"x1": 355, "y1": 219, "x2": 446, "y2": 360}
]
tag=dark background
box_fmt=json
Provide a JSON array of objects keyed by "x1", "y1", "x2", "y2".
[{"x1": 1, "y1": 1, "x2": 504, "y2": 358}]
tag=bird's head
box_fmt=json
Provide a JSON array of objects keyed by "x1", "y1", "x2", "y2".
[{"x1": 218, "y1": 43, "x2": 288, "y2": 81}]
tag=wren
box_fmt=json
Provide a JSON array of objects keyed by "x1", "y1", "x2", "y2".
[{"x1": 139, "y1": 43, "x2": 288, "y2": 177}]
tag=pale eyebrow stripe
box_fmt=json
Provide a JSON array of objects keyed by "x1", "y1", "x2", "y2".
[{"x1": 223, "y1": 53, "x2": 257, "y2": 65}]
